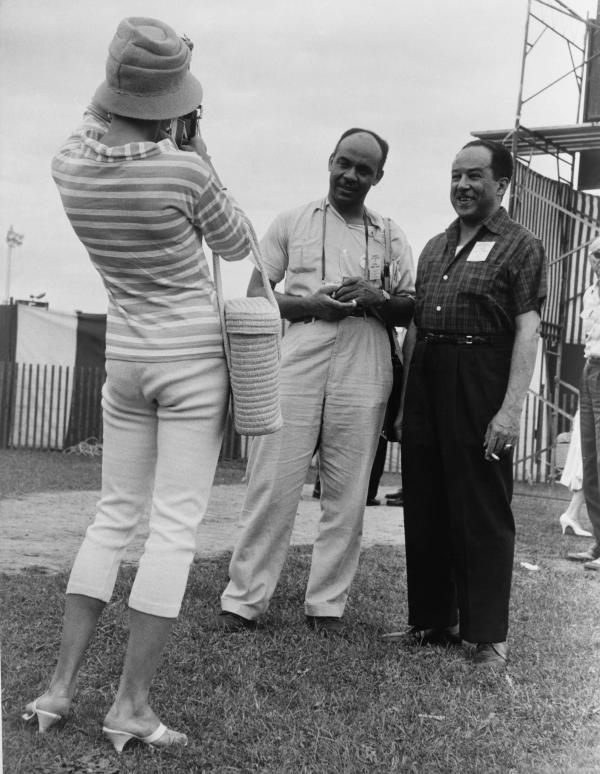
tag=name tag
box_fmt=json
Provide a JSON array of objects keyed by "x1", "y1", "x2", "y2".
[
  {"x1": 368, "y1": 254, "x2": 383, "y2": 281},
  {"x1": 466, "y1": 242, "x2": 495, "y2": 262}
]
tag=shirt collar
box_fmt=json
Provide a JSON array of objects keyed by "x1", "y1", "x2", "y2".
[
  {"x1": 318, "y1": 197, "x2": 383, "y2": 230},
  {"x1": 446, "y1": 206, "x2": 511, "y2": 241},
  {"x1": 80, "y1": 132, "x2": 174, "y2": 161}
]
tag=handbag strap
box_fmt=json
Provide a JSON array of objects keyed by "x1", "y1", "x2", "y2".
[
  {"x1": 383, "y1": 217, "x2": 392, "y2": 292},
  {"x1": 212, "y1": 220, "x2": 279, "y2": 370},
  {"x1": 381, "y1": 217, "x2": 401, "y2": 357},
  {"x1": 212, "y1": 221, "x2": 278, "y2": 311}
]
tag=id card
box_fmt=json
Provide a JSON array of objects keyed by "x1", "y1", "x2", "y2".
[
  {"x1": 466, "y1": 242, "x2": 495, "y2": 262},
  {"x1": 368, "y1": 254, "x2": 383, "y2": 281}
]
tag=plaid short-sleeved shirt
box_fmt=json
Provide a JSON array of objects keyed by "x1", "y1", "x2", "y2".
[{"x1": 415, "y1": 207, "x2": 547, "y2": 335}]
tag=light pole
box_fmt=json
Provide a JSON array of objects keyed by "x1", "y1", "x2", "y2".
[{"x1": 4, "y1": 225, "x2": 24, "y2": 304}]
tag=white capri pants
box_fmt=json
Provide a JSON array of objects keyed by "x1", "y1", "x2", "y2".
[{"x1": 67, "y1": 357, "x2": 229, "y2": 618}]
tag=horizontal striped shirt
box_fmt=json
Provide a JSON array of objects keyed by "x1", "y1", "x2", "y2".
[{"x1": 51, "y1": 104, "x2": 251, "y2": 361}]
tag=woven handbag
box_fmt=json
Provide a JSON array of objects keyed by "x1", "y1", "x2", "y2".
[{"x1": 212, "y1": 232, "x2": 283, "y2": 436}]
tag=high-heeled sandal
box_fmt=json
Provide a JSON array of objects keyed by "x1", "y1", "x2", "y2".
[
  {"x1": 22, "y1": 699, "x2": 64, "y2": 733},
  {"x1": 560, "y1": 512, "x2": 593, "y2": 537},
  {"x1": 102, "y1": 722, "x2": 188, "y2": 753}
]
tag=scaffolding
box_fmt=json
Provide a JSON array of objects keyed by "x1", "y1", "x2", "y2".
[{"x1": 471, "y1": 0, "x2": 600, "y2": 482}]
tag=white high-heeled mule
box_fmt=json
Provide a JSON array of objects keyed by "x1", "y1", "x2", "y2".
[
  {"x1": 560, "y1": 512, "x2": 593, "y2": 537},
  {"x1": 22, "y1": 699, "x2": 63, "y2": 733},
  {"x1": 102, "y1": 722, "x2": 188, "y2": 753}
]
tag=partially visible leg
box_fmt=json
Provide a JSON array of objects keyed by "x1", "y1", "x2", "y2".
[
  {"x1": 581, "y1": 363, "x2": 600, "y2": 555},
  {"x1": 367, "y1": 434, "x2": 388, "y2": 503},
  {"x1": 103, "y1": 611, "x2": 175, "y2": 738},
  {"x1": 105, "y1": 359, "x2": 228, "y2": 743},
  {"x1": 67, "y1": 362, "x2": 157, "y2": 603},
  {"x1": 221, "y1": 322, "x2": 332, "y2": 620},
  {"x1": 26, "y1": 362, "x2": 156, "y2": 723},
  {"x1": 305, "y1": 318, "x2": 391, "y2": 618},
  {"x1": 221, "y1": 399, "x2": 321, "y2": 619},
  {"x1": 402, "y1": 442, "x2": 458, "y2": 630},
  {"x1": 127, "y1": 359, "x2": 228, "y2": 617},
  {"x1": 563, "y1": 489, "x2": 586, "y2": 520},
  {"x1": 446, "y1": 445, "x2": 514, "y2": 644},
  {"x1": 24, "y1": 594, "x2": 105, "y2": 721}
]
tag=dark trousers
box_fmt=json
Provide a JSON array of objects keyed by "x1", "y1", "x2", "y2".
[
  {"x1": 402, "y1": 340, "x2": 514, "y2": 643},
  {"x1": 367, "y1": 434, "x2": 388, "y2": 501},
  {"x1": 579, "y1": 361, "x2": 600, "y2": 555}
]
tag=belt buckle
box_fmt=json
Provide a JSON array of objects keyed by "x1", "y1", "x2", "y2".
[{"x1": 464, "y1": 335, "x2": 473, "y2": 345}]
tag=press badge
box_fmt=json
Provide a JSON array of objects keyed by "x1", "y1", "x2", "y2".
[
  {"x1": 466, "y1": 242, "x2": 495, "y2": 262},
  {"x1": 368, "y1": 254, "x2": 383, "y2": 281}
]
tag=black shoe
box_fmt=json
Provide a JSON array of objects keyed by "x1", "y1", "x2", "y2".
[
  {"x1": 305, "y1": 615, "x2": 343, "y2": 636},
  {"x1": 218, "y1": 611, "x2": 257, "y2": 632},
  {"x1": 385, "y1": 489, "x2": 403, "y2": 499},
  {"x1": 385, "y1": 490, "x2": 403, "y2": 506},
  {"x1": 381, "y1": 625, "x2": 460, "y2": 646},
  {"x1": 366, "y1": 498, "x2": 380, "y2": 506},
  {"x1": 312, "y1": 486, "x2": 321, "y2": 499},
  {"x1": 473, "y1": 641, "x2": 508, "y2": 667}
]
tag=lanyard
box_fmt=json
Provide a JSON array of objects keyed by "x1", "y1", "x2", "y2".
[{"x1": 320, "y1": 199, "x2": 369, "y2": 283}]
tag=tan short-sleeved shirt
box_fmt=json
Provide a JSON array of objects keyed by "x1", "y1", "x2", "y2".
[{"x1": 260, "y1": 199, "x2": 415, "y2": 299}]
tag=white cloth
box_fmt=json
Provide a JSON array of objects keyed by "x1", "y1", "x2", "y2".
[
  {"x1": 581, "y1": 283, "x2": 600, "y2": 359},
  {"x1": 560, "y1": 409, "x2": 583, "y2": 491},
  {"x1": 67, "y1": 357, "x2": 228, "y2": 617}
]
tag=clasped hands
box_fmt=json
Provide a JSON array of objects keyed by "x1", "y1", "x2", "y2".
[{"x1": 311, "y1": 277, "x2": 382, "y2": 321}]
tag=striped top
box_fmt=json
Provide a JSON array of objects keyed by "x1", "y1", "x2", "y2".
[{"x1": 51, "y1": 104, "x2": 251, "y2": 362}]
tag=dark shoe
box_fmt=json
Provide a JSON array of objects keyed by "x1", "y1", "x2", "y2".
[
  {"x1": 218, "y1": 611, "x2": 257, "y2": 632},
  {"x1": 381, "y1": 624, "x2": 460, "y2": 646},
  {"x1": 473, "y1": 641, "x2": 508, "y2": 666},
  {"x1": 366, "y1": 498, "x2": 380, "y2": 506},
  {"x1": 312, "y1": 486, "x2": 321, "y2": 499},
  {"x1": 584, "y1": 557, "x2": 600, "y2": 571},
  {"x1": 385, "y1": 489, "x2": 402, "y2": 500},
  {"x1": 567, "y1": 548, "x2": 597, "y2": 562},
  {"x1": 305, "y1": 615, "x2": 343, "y2": 636},
  {"x1": 385, "y1": 489, "x2": 403, "y2": 506}
]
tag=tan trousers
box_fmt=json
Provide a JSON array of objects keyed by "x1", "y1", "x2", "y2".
[{"x1": 221, "y1": 316, "x2": 392, "y2": 619}]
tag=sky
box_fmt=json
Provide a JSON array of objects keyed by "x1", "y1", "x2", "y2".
[{"x1": 0, "y1": 0, "x2": 597, "y2": 314}]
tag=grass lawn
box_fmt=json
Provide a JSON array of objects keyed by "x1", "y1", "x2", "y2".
[{"x1": 2, "y1": 450, "x2": 600, "y2": 773}]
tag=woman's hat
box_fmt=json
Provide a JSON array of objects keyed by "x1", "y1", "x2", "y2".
[{"x1": 93, "y1": 17, "x2": 203, "y2": 120}]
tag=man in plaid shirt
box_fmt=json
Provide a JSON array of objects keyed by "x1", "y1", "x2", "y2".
[{"x1": 384, "y1": 139, "x2": 547, "y2": 667}]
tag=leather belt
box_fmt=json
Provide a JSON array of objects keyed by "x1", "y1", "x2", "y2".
[{"x1": 418, "y1": 331, "x2": 513, "y2": 346}]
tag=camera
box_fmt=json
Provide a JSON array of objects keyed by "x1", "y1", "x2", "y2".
[
  {"x1": 173, "y1": 105, "x2": 203, "y2": 149},
  {"x1": 173, "y1": 33, "x2": 202, "y2": 149}
]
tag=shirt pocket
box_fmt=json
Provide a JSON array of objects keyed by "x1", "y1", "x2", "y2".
[
  {"x1": 288, "y1": 234, "x2": 321, "y2": 275},
  {"x1": 457, "y1": 261, "x2": 498, "y2": 299}
]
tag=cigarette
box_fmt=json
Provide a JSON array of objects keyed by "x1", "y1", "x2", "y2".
[{"x1": 491, "y1": 453, "x2": 499, "y2": 461}]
